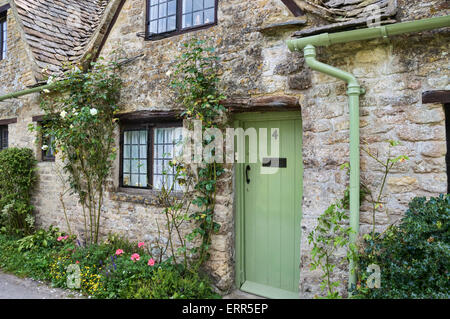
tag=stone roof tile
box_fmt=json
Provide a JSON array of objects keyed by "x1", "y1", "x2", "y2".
[
  {"x1": 293, "y1": 0, "x2": 397, "y2": 22},
  {"x1": 14, "y1": 0, "x2": 111, "y2": 72}
]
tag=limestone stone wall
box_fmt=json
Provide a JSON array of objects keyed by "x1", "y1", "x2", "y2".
[
  {"x1": 1, "y1": 0, "x2": 449, "y2": 297},
  {"x1": 297, "y1": 34, "x2": 449, "y2": 297},
  {"x1": 0, "y1": 0, "x2": 37, "y2": 119}
]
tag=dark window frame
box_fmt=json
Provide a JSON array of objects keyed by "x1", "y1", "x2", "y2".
[
  {"x1": 0, "y1": 9, "x2": 7, "y2": 61},
  {"x1": 145, "y1": 0, "x2": 218, "y2": 41},
  {"x1": 119, "y1": 119, "x2": 183, "y2": 190},
  {"x1": 0, "y1": 125, "x2": 8, "y2": 151},
  {"x1": 35, "y1": 120, "x2": 56, "y2": 162},
  {"x1": 0, "y1": 4, "x2": 9, "y2": 61},
  {"x1": 445, "y1": 103, "x2": 450, "y2": 193},
  {"x1": 41, "y1": 129, "x2": 56, "y2": 162}
]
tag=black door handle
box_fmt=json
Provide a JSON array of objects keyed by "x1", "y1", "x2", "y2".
[{"x1": 245, "y1": 165, "x2": 251, "y2": 184}]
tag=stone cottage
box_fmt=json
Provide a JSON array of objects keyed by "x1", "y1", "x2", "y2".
[{"x1": 0, "y1": 0, "x2": 449, "y2": 298}]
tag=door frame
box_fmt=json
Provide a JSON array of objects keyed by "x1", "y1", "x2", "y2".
[{"x1": 233, "y1": 111, "x2": 303, "y2": 298}]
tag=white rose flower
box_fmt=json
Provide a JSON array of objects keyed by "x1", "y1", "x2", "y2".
[
  {"x1": 60, "y1": 110, "x2": 67, "y2": 118},
  {"x1": 41, "y1": 145, "x2": 49, "y2": 151},
  {"x1": 166, "y1": 70, "x2": 173, "y2": 77},
  {"x1": 90, "y1": 108, "x2": 98, "y2": 116}
]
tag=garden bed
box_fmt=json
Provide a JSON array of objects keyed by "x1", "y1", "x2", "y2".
[{"x1": 0, "y1": 230, "x2": 220, "y2": 299}]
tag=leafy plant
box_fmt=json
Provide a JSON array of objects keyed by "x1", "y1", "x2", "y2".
[
  {"x1": 353, "y1": 195, "x2": 450, "y2": 298},
  {"x1": 361, "y1": 140, "x2": 409, "y2": 240},
  {"x1": 30, "y1": 59, "x2": 122, "y2": 244},
  {"x1": 0, "y1": 148, "x2": 37, "y2": 236},
  {"x1": 308, "y1": 199, "x2": 355, "y2": 298},
  {"x1": 124, "y1": 267, "x2": 220, "y2": 299},
  {"x1": 168, "y1": 38, "x2": 226, "y2": 267},
  {"x1": 16, "y1": 225, "x2": 65, "y2": 252}
]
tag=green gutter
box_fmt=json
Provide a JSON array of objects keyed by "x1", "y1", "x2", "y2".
[
  {"x1": 286, "y1": 15, "x2": 450, "y2": 293},
  {"x1": 287, "y1": 15, "x2": 450, "y2": 51}
]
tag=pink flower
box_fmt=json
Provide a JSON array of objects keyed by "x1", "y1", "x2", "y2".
[
  {"x1": 131, "y1": 253, "x2": 140, "y2": 262},
  {"x1": 115, "y1": 249, "x2": 124, "y2": 256},
  {"x1": 138, "y1": 242, "x2": 145, "y2": 248},
  {"x1": 75, "y1": 260, "x2": 79, "y2": 264},
  {"x1": 57, "y1": 235, "x2": 68, "y2": 242},
  {"x1": 147, "y1": 258, "x2": 155, "y2": 266}
]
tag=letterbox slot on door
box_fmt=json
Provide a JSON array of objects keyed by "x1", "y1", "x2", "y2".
[{"x1": 262, "y1": 157, "x2": 287, "y2": 168}]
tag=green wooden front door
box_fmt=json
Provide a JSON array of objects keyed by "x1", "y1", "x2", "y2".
[{"x1": 235, "y1": 112, "x2": 302, "y2": 299}]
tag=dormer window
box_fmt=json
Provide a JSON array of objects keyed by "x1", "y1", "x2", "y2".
[
  {"x1": 146, "y1": 0, "x2": 217, "y2": 40},
  {"x1": 0, "y1": 9, "x2": 7, "y2": 60}
]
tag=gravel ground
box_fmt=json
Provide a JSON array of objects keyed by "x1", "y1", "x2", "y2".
[{"x1": 0, "y1": 270, "x2": 84, "y2": 299}]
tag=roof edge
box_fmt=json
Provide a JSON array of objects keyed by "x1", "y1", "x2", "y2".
[
  {"x1": 80, "y1": 0, "x2": 126, "y2": 65},
  {"x1": 6, "y1": 1, "x2": 42, "y2": 83}
]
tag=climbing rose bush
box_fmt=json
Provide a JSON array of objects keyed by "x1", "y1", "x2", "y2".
[{"x1": 30, "y1": 59, "x2": 122, "y2": 244}]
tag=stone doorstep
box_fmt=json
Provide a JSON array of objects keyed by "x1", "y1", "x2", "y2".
[{"x1": 223, "y1": 289, "x2": 266, "y2": 299}]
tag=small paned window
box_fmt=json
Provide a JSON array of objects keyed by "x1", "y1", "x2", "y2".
[
  {"x1": 121, "y1": 122, "x2": 183, "y2": 191},
  {"x1": 153, "y1": 127, "x2": 183, "y2": 191},
  {"x1": 182, "y1": 0, "x2": 216, "y2": 28},
  {"x1": 42, "y1": 133, "x2": 56, "y2": 161},
  {"x1": 0, "y1": 125, "x2": 8, "y2": 151},
  {"x1": 146, "y1": 0, "x2": 217, "y2": 39},
  {"x1": 0, "y1": 12, "x2": 7, "y2": 60},
  {"x1": 445, "y1": 103, "x2": 450, "y2": 193}
]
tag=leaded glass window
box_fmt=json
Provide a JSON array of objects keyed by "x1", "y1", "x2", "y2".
[
  {"x1": 120, "y1": 123, "x2": 183, "y2": 191},
  {"x1": 42, "y1": 134, "x2": 56, "y2": 161},
  {"x1": 182, "y1": 0, "x2": 216, "y2": 28},
  {"x1": 0, "y1": 12, "x2": 7, "y2": 60},
  {"x1": 153, "y1": 127, "x2": 183, "y2": 191},
  {"x1": 123, "y1": 129, "x2": 148, "y2": 188},
  {"x1": 148, "y1": 0, "x2": 177, "y2": 35},
  {"x1": 0, "y1": 126, "x2": 7, "y2": 151},
  {"x1": 146, "y1": 0, "x2": 217, "y2": 39}
]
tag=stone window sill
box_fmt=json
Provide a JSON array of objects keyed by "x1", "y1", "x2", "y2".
[{"x1": 110, "y1": 187, "x2": 183, "y2": 206}]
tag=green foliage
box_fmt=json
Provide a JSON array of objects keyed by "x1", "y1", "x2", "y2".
[
  {"x1": 171, "y1": 39, "x2": 226, "y2": 126},
  {"x1": 30, "y1": 59, "x2": 123, "y2": 244},
  {"x1": 104, "y1": 233, "x2": 143, "y2": 255},
  {"x1": 361, "y1": 140, "x2": 409, "y2": 239},
  {"x1": 0, "y1": 230, "x2": 64, "y2": 280},
  {"x1": 124, "y1": 267, "x2": 220, "y2": 299},
  {"x1": 353, "y1": 195, "x2": 450, "y2": 299},
  {"x1": 168, "y1": 39, "x2": 226, "y2": 266},
  {"x1": 308, "y1": 200, "x2": 355, "y2": 298},
  {"x1": 0, "y1": 230, "x2": 219, "y2": 299},
  {"x1": 0, "y1": 148, "x2": 37, "y2": 236},
  {"x1": 16, "y1": 225, "x2": 65, "y2": 252}
]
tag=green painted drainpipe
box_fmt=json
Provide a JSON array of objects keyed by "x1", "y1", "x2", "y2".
[
  {"x1": 0, "y1": 83, "x2": 55, "y2": 102},
  {"x1": 286, "y1": 14, "x2": 450, "y2": 291}
]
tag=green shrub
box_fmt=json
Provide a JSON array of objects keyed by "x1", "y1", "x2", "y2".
[
  {"x1": 16, "y1": 226, "x2": 65, "y2": 252},
  {"x1": 0, "y1": 148, "x2": 37, "y2": 236},
  {"x1": 104, "y1": 233, "x2": 143, "y2": 255},
  {"x1": 353, "y1": 195, "x2": 450, "y2": 299},
  {"x1": 0, "y1": 234, "x2": 55, "y2": 280},
  {"x1": 122, "y1": 267, "x2": 220, "y2": 299}
]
